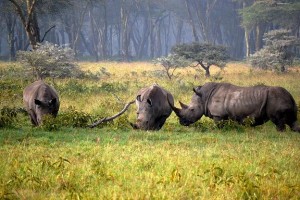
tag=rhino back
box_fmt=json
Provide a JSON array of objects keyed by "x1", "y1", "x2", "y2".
[
  {"x1": 207, "y1": 84, "x2": 268, "y2": 119},
  {"x1": 23, "y1": 80, "x2": 59, "y2": 111}
]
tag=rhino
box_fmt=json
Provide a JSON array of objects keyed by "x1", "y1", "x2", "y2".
[
  {"x1": 130, "y1": 84, "x2": 174, "y2": 130},
  {"x1": 23, "y1": 80, "x2": 60, "y2": 126},
  {"x1": 170, "y1": 82, "x2": 300, "y2": 132}
]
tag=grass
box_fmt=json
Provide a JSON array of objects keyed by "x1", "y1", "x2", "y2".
[{"x1": 0, "y1": 61, "x2": 300, "y2": 199}]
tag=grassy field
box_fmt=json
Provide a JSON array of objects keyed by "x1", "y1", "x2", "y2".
[{"x1": 0, "y1": 61, "x2": 300, "y2": 199}]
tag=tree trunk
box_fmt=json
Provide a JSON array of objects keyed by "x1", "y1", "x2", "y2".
[
  {"x1": 255, "y1": 24, "x2": 265, "y2": 52},
  {"x1": 185, "y1": 0, "x2": 199, "y2": 42},
  {"x1": 9, "y1": 0, "x2": 41, "y2": 49},
  {"x1": 245, "y1": 28, "x2": 251, "y2": 57},
  {"x1": 5, "y1": 13, "x2": 17, "y2": 61},
  {"x1": 121, "y1": 0, "x2": 130, "y2": 60}
]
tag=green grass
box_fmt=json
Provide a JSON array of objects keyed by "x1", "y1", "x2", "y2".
[
  {"x1": 0, "y1": 61, "x2": 300, "y2": 199},
  {"x1": 1, "y1": 127, "x2": 300, "y2": 199}
]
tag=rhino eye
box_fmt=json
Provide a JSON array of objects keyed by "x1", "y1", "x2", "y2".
[{"x1": 190, "y1": 108, "x2": 195, "y2": 112}]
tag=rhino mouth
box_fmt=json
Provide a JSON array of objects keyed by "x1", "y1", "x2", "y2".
[{"x1": 179, "y1": 118, "x2": 193, "y2": 126}]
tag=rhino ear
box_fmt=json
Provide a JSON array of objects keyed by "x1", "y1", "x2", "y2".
[
  {"x1": 34, "y1": 99, "x2": 42, "y2": 105},
  {"x1": 147, "y1": 98, "x2": 152, "y2": 106},
  {"x1": 136, "y1": 95, "x2": 142, "y2": 102}
]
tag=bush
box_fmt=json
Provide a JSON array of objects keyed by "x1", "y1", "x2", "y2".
[
  {"x1": 249, "y1": 29, "x2": 300, "y2": 72},
  {"x1": 0, "y1": 107, "x2": 18, "y2": 128},
  {"x1": 17, "y1": 42, "x2": 84, "y2": 79}
]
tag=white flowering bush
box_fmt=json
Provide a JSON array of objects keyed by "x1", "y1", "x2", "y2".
[
  {"x1": 249, "y1": 29, "x2": 299, "y2": 72},
  {"x1": 17, "y1": 42, "x2": 84, "y2": 79}
]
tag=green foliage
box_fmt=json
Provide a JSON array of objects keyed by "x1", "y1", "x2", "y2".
[
  {"x1": 249, "y1": 29, "x2": 300, "y2": 72},
  {"x1": 154, "y1": 54, "x2": 191, "y2": 80},
  {"x1": 17, "y1": 42, "x2": 84, "y2": 79},
  {"x1": 172, "y1": 43, "x2": 229, "y2": 66},
  {"x1": 59, "y1": 80, "x2": 128, "y2": 96},
  {"x1": 171, "y1": 42, "x2": 229, "y2": 77},
  {"x1": 240, "y1": 1, "x2": 300, "y2": 30},
  {"x1": 40, "y1": 107, "x2": 95, "y2": 131},
  {"x1": 0, "y1": 107, "x2": 18, "y2": 128},
  {"x1": 59, "y1": 107, "x2": 94, "y2": 128}
]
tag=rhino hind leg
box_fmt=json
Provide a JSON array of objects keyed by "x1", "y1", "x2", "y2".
[
  {"x1": 286, "y1": 120, "x2": 300, "y2": 133},
  {"x1": 270, "y1": 111, "x2": 294, "y2": 132}
]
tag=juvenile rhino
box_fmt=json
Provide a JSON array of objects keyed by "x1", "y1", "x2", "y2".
[
  {"x1": 131, "y1": 84, "x2": 174, "y2": 130},
  {"x1": 170, "y1": 82, "x2": 300, "y2": 132},
  {"x1": 23, "y1": 80, "x2": 60, "y2": 126}
]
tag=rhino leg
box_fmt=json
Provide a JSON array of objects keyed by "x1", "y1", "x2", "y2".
[
  {"x1": 270, "y1": 116, "x2": 286, "y2": 132},
  {"x1": 28, "y1": 110, "x2": 38, "y2": 126},
  {"x1": 290, "y1": 122, "x2": 300, "y2": 132}
]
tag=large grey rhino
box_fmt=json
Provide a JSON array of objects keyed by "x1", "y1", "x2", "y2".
[
  {"x1": 23, "y1": 80, "x2": 60, "y2": 126},
  {"x1": 130, "y1": 84, "x2": 174, "y2": 130},
  {"x1": 170, "y1": 82, "x2": 300, "y2": 132}
]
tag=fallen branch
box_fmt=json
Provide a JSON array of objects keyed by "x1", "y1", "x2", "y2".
[{"x1": 89, "y1": 100, "x2": 135, "y2": 128}]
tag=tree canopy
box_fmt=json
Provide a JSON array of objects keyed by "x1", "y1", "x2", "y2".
[{"x1": 171, "y1": 42, "x2": 229, "y2": 77}]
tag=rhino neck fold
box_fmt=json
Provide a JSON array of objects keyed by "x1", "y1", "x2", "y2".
[{"x1": 204, "y1": 86, "x2": 218, "y2": 117}]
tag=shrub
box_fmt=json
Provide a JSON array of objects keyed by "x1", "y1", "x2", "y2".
[
  {"x1": 59, "y1": 107, "x2": 94, "y2": 128},
  {"x1": 0, "y1": 107, "x2": 18, "y2": 128},
  {"x1": 249, "y1": 29, "x2": 300, "y2": 72},
  {"x1": 17, "y1": 42, "x2": 84, "y2": 79}
]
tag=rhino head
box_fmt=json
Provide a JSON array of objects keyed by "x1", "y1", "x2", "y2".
[
  {"x1": 34, "y1": 98, "x2": 58, "y2": 125},
  {"x1": 130, "y1": 94, "x2": 162, "y2": 130},
  {"x1": 169, "y1": 87, "x2": 205, "y2": 126}
]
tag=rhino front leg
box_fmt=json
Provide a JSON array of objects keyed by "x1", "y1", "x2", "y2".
[
  {"x1": 213, "y1": 116, "x2": 225, "y2": 128},
  {"x1": 28, "y1": 110, "x2": 38, "y2": 126}
]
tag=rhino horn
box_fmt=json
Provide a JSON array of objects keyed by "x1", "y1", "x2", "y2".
[
  {"x1": 167, "y1": 100, "x2": 181, "y2": 117},
  {"x1": 179, "y1": 101, "x2": 188, "y2": 109}
]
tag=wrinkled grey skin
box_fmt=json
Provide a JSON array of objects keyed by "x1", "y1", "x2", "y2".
[
  {"x1": 131, "y1": 84, "x2": 174, "y2": 130},
  {"x1": 23, "y1": 80, "x2": 60, "y2": 126},
  {"x1": 170, "y1": 82, "x2": 300, "y2": 132}
]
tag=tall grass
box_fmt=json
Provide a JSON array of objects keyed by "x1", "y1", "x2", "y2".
[{"x1": 0, "y1": 61, "x2": 299, "y2": 199}]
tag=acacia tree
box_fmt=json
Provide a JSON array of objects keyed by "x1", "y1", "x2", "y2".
[
  {"x1": 171, "y1": 42, "x2": 229, "y2": 77},
  {"x1": 154, "y1": 54, "x2": 190, "y2": 80}
]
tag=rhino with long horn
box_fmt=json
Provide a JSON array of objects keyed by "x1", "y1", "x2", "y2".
[
  {"x1": 169, "y1": 82, "x2": 300, "y2": 132},
  {"x1": 130, "y1": 84, "x2": 174, "y2": 130}
]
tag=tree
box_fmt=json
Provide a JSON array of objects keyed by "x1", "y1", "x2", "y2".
[
  {"x1": 154, "y1": 54, "x2": 190, "y2": 80},
  {"x1": 8, "y1": 0, "x2": 41, "y2": 49},
  {"x1": 240, "y1": 0, "x2": 300, "y2": 57},
  {"x1": 171, "y1": 42, "x2": 229, "y2": 77},
  {"x1": 249, "y1": 29, "x2": 300, "y2": 72}
]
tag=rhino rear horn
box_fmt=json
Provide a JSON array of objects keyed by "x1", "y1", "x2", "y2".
[
  {"x1": 179, "y1": 101, "x2": 188, "y2": 109},
  {"x1": 193, "y1": 87, "x2": 202, "y2": 97}
]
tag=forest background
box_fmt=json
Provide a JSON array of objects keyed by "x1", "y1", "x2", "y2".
[{"x1": 1, "y1": 0, "x2": 300, "y2": 61}]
